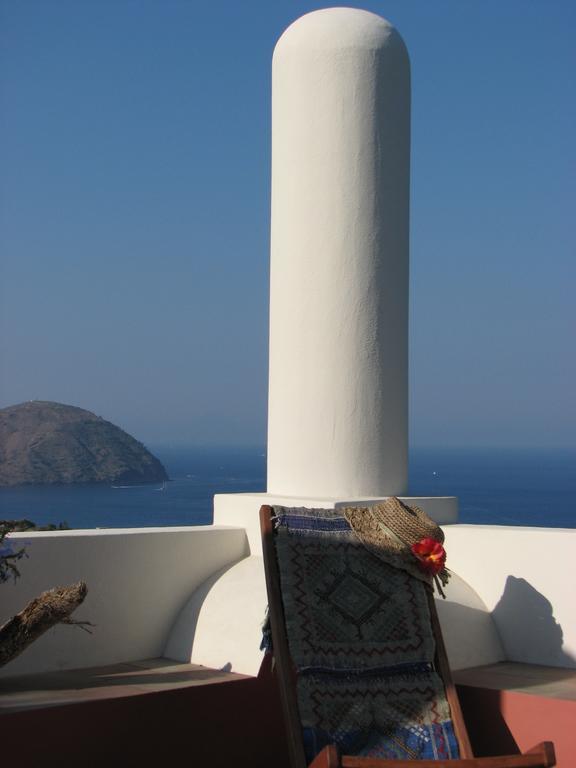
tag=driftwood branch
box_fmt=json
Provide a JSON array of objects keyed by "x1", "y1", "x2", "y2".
[{"x1": 0, "y1": 581, "x2": 91, "y2": 668}]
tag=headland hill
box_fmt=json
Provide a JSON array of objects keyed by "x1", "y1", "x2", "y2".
[{"x1": 0, "y1": 401, "x2": 168, "y2": 487}]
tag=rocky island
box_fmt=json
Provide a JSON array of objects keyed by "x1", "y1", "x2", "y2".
[{"x1": 0, "y1": 401, "x2": 168, "y2": 486}]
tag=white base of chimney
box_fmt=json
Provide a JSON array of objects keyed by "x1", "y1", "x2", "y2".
[{"x1": 213, "y1": 493, "x2": 458, "y2": 556}]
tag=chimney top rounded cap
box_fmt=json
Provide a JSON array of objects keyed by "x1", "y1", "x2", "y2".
[{"x1": 274, "y1": 8, "x2": 403, "y2": 56}]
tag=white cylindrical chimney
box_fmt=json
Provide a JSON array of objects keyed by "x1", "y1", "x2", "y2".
[{"x1": 267, "y1": 8, "x2": 410, "y2": 498}]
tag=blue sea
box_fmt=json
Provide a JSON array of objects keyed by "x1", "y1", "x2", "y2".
[{"x1": 0, "y1": 447, "x2": 574, "y2": 529}]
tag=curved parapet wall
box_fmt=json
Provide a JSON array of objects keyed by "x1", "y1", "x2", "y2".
[
  {"x1": 267, "y1": 8, "x2": 411, "y2": 498},
  {"x1": 434, "y1": 572, "x2": 505, "y2": 670},
  {"x1": 165, "y1": 554, "x2": 503, "y2": 676},
  {"x1": 165, "y1": 556, "x2": 268, "y2": 676}
]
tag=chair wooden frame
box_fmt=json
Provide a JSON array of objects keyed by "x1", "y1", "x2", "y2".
[{"x1": 260, "y1": 505, "x2": 555, "y2": 768}]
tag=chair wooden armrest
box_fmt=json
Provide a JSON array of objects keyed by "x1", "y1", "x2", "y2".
[{"x1": 309, "y1": 742, "x2": 555, "y2": 768}]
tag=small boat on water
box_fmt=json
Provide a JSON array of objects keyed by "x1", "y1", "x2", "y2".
[{"x1": 111, "y1": 481, "x2": 166, "y2": 491}]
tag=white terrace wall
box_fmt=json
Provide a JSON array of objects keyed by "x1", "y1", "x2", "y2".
[
  {"x1": 1, "y1": 524, "x2": 574, "y2": 679},
  {"x1": 165, "y1": 520, "x2": 576, "y2": 676},
  {"x1": 0, "y1": 526, "x2": 248, "y2": 678},
  {"x1": 444, "y1": 525, "x2": 576, "y2": 668}
]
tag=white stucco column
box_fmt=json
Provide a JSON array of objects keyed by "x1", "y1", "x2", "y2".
[
  {"x1": 214, "y1": 8, "x2": 457, "y2": 556},
  {"x1": 267, "y1": 8, "x2": 411, "y2": 498},
  {"x1": 199, "y1": 10, "x2": 458, "y2": 675}
]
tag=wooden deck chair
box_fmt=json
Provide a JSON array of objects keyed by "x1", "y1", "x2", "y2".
[{"x1": 260, "y1": 503, "x2": 555, "y2": 768}]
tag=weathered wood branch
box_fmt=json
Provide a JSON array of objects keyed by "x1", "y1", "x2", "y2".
[{"x1": 0, "y1": 581, "x2": 90, "y2": 668}]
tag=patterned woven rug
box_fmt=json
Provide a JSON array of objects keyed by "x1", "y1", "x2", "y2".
[{"x1": 272, "y1": 506, "x2": 460, "y2": 762}]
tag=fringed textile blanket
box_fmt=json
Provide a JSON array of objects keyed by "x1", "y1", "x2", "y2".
[{"x1": 271, "y1": 506, "x2": 460, "y2": 762}]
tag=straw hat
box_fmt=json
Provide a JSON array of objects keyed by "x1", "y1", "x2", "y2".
[{"x1": 342, "y1": 497, "x2": 450, "y2": 596}]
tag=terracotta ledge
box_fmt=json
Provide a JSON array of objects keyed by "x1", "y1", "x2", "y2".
[
  {"x1": 454, "y1": 662, "x2": 576, "y2": 702},
  {"x1": 0, "y1": 657, "x2": 249, "y2": 715}
]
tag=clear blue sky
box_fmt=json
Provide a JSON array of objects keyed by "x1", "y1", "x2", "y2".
[{"x1": 1, "y1": 1, "x2": 574, "y2": 449}]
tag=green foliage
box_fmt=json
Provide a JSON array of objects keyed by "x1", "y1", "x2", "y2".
[
  {"x1": 0, "y1": 523, "x2": 26, "y2": 584},
  {"x1": 0, "y1": 519, "x2": 70, "y2": 584}
]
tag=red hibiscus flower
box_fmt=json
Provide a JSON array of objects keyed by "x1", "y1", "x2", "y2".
[{"x1": 411, "y1": 537, "x2": 446, "y2": 576}]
